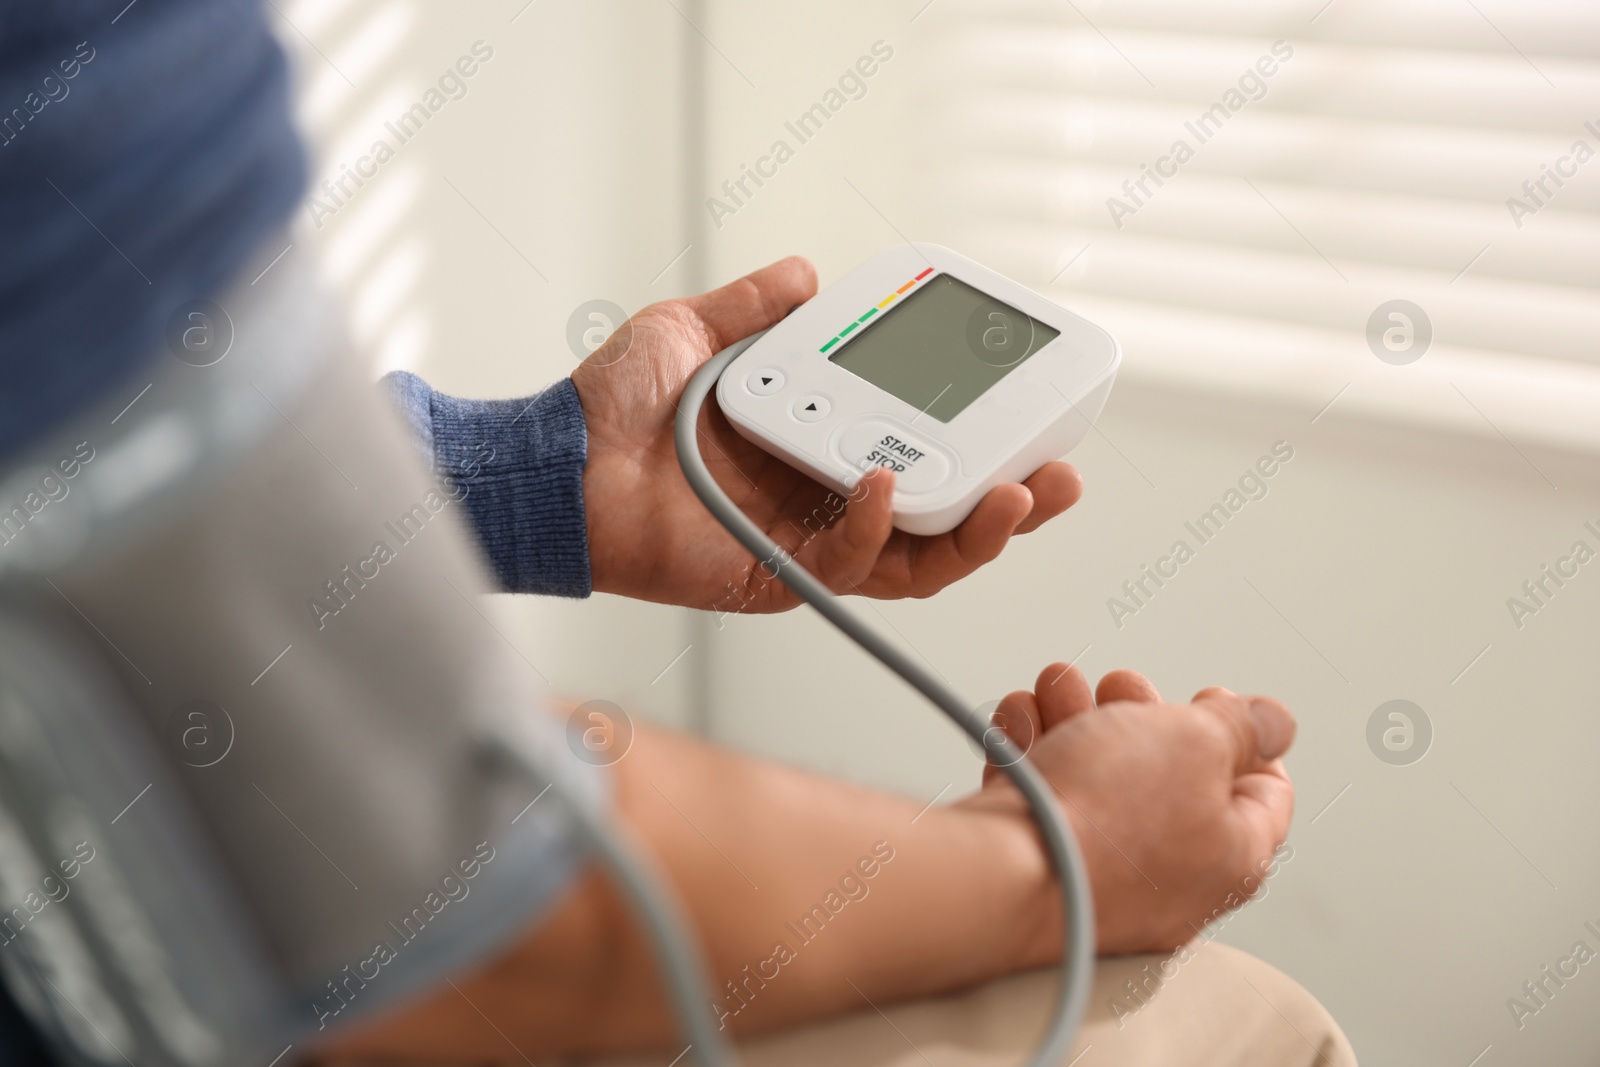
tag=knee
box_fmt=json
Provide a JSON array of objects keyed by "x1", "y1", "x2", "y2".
[{"x1": 1085, "y1": 941, "x2": 1356, "y2": 1066}]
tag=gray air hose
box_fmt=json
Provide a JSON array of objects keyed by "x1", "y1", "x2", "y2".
[{"x1": 660, "y1": 329, "x2": 1097, "y2": 1065}]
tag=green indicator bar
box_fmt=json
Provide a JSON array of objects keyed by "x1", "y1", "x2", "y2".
[
  {"x1": 857, "y1": 307, "x2": 878, "y2": 323},
  {"x1": 819, "y1": 337, "x2": 839, "y2": 353},
  {"x1": 839, "y1": 322, "x2": 859, "y2": 338}
]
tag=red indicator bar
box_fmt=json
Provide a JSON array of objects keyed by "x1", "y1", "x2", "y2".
[{"x1": 913, "y1": 267, "x2": 934, "y2": 280}]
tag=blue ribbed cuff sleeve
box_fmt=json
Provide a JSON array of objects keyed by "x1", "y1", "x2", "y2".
[{"x1": 381, "y1": 372, "x2": 592, "y2": 597}]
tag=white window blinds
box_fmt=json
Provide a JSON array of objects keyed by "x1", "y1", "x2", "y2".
[{"x1": 914, "y1": 0, "x2": 1600, "y2": 451}]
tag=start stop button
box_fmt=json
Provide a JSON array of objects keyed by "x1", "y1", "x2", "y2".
[{"x1": 835, "y1": 419, "x2": 952, "y2": 494}]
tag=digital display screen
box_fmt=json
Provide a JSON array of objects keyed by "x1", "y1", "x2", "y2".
[{"x1": 828, "y1": 274, "x2": 1059, "y2": 422}]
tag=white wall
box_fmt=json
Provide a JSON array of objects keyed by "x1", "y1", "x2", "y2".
[
  {"x1": 289, "y1": 0, "x2": 707, "y2": 730},
  {"x1": 286, "y1": 2, "x2": 1600, "y2": 1064}
]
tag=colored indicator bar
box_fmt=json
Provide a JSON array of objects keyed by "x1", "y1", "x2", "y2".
[{"x1": 824, "y1": 272, "x2": 935, "y2": 354}]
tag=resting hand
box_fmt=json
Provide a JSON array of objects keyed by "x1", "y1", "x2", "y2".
[
  {"x1": 570, "y1": 256, "x2": 1083, "y2": 613},
  {"x1": 959, "y1": 665, "x2": 1296, "y2": 955}
]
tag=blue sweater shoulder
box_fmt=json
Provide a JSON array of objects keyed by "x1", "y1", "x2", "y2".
[{"x1": 0, "y1": 0, "x2": 305, "y2": 459}]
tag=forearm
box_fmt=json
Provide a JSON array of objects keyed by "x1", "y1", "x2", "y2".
[
  {"x1": 325, "y1": 722, "x2": 1059, "y2": 1060},
  {"x1": 600, "y1": 723, "x2": 1060, "y2": 1041}
]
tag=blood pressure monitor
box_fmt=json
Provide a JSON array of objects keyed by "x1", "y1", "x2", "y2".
[{"x1": 717, "y1": 243, "x2": 1121, "y2": 535}]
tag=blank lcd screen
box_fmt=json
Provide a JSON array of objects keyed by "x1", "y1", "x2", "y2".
[{"x1": 827, "y1": 274, "x2": 1059, "y2": 423}]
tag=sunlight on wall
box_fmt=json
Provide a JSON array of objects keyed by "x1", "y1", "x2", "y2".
[{"x1": 278, "y1": 0, "x2": 431, "y2": 376}]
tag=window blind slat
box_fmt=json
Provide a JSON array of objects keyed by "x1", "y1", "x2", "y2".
[
  {"x1": 939, "y1": 0, "x2": 1600, "y2": 62},
  {"x1": 925, "y1": 35, "x2": 1600, "y2": 134}
]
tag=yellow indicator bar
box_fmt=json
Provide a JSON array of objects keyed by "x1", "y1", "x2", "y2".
[{"x1": 877, "y1": 294, "x2": 898, "y2": 309}]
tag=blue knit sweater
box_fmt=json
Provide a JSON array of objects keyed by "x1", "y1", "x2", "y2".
[{"x1": 382, "y1": 372, "x2": 593, "y2": 598}]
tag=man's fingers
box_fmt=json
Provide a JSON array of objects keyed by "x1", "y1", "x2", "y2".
[
  {"x1": 982, "y1": 690, "x2": 1041, "y2": 785},
  {"x1": 1034, "y1": 662, "x2": 1095, "y2": 730},
  {"x1": 682, "y1": 256, "x2": 818, "y2": 351},
  {"x1": 1192, "y1": 690, "x2": 1297, "y2": 777},
  {"x1": 1231, "y1": 768, "x2": 1296, "y2": 855},
  {"x1": 949, "y1": 483, "x2": 1032, "y2": 568},
  {"x1": 884, "y1": 483, "x2": 1030, "y2": 597},
  {"x1": 1254, "y1": 755, "x2": 1292, "y2": 783},
  {"x1": 1096, "y1": 669, "x2": 1161, "y2": 706},
  {"x1": 1014, "y1": 463, "x2": 1084, "y2": 535},
  {"x1": 803, "y1": 469, "x2": 895, "y2": 594}
]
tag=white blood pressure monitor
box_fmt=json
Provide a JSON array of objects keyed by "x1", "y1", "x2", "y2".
[{"x1": 717, "y1": 244, "x2": 1121, "y2": 535}]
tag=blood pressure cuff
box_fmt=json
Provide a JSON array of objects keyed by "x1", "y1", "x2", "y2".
[{"x1": 0, "y1": 242, "x2": 601, "y2": 1067}]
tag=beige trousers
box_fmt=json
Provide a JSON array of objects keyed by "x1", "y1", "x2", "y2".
[{"x1": 599, "y1": 942, "x2": 1355, "y2": 1067}]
